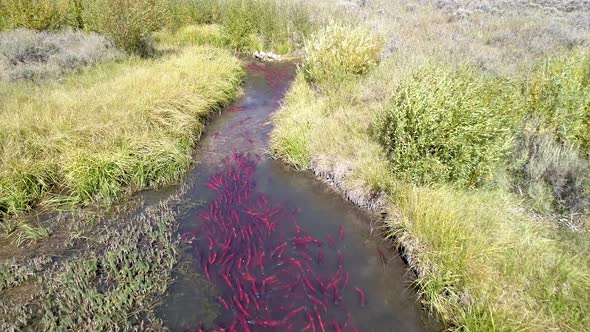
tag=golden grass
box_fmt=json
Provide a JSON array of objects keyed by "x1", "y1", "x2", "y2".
[{"x1": 0, "y1": 46, "x2": 244, "y2": 214}]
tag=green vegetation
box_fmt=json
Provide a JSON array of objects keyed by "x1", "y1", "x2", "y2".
[
  {"x1": 41, "y1": 203, "x2": 178, "y2": 330},
  {"x1": 0, "y1": 0, "x2": 313, "y2": 55},
  {"x1": 303, "y1": 22, "x2": 383, "y2": 85},
  {"x1": 154, "y1": 24, "x2": 227, "y2": 48},
  {"x1": 0, "y1": 200, "x2": 179, "y2": 330},
  {"x1": 374, "y1": 65, "x2": 520, "y2": 187},
  {"x1": 526, "y1": 51, "x2": 590, "y2": 156},
  {"x1": 270, "y1": 5, "x2": 590, "y2": 329},
  {"x1": 0, "y1": 46, "x2": 243, "y2": 215}
]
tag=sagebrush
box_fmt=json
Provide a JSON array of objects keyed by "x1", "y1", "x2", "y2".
[{"x1": 0, "y1": 28, "x2": 121, "y2": 82}]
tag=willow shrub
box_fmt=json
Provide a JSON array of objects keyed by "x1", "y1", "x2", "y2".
[
  {"x1": 303, "y1": 22, "x2": 384, "y2": 85},
  {"x1": 222, "y1": 0, "x2": 312, "y2": 54},
  {"x1": 374, "y1": 65, "x2": 523, "y2": 187},
  {"x1": 526, "y1": 50, "x2": 590, "y2": 156},
  {"x1": 0, "y1": 0, "x2": 77, "y2": 30}
]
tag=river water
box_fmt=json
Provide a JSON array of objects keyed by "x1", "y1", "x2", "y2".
[{"x1": 150, "y1": 61, "x2": 437, "y2": 332}]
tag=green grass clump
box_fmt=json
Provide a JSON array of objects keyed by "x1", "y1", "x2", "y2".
[
  {"x1": 0, "y1": 46, "x2": 244, "y2": 215},
  {"x1": 154, "y1": 24, "x2": 227, "y2": 48},
  {"x1": 270, "y1": 75, "x2": 323, "y2": 170},
  {"x1": 388, "y1": 186, "x2": 590, "y2": 331},
  {"x1": 526, "y1": 50, "x2": 590, "y2": 156},
  {"x1": 374, "y1": 65, "x2": 522, "y2": 187},
  {"x1": 303, "y1": 22, "x2": 384, "y2": 84}
]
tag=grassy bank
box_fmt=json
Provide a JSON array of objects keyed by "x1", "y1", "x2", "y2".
[
  {"x1": 270, "y1": 3, "x2": 590, "y2": 330},
  {"x1": 0, "y1": 46, "x2": 243, "y2": 217}
]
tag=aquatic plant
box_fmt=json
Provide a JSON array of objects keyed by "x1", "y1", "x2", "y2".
[{"x1": 185, "y1": 152, "x2": 365, "y2": 331}]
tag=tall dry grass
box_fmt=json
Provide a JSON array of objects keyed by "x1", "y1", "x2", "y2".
[{"x1": 0, "y1": 46, "x2": 243, "y2": 215}]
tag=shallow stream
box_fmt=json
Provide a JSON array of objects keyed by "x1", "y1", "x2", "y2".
[{"x1": 147, "y1": 61, "x2": 436, "y2": 332}]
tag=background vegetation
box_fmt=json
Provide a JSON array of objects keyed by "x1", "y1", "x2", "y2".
[
  {"x1": 0, "y1": 28, "x2": 121, "y2": 82},
  {"x1": 0, "y1": 0, "x2": 314, "y2": 55}
]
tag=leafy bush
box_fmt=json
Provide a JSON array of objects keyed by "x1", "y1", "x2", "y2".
[
  {"x1": 526, "y1": 50, "x2": 590, "y2": 156},
  {"x1": 221, "y1": 0, "x2": 312, "y2": 54},
  {"x1": 303, "y1": 22, "x2": 384, "y2": 84},
  {"x1": 511, "y1": 120, "x2": 589, "y2": 218},
  {"x1": 374, "y1": 65, "x2": 522, "y2": 187},
  {"x1": 163, "y1": 0, "x2": 223, "y2": 28},
  {"x1": 81, "y1": 0, "x2": 167, "y2": 56},
  {"x1": 0, "y1": 29, "x2": 121, "y2": 82},
  {"x1": 0, "y1": 0, "x2": 77, "y2": 31}
]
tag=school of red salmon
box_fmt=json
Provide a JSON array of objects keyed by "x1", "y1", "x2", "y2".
[{"x1": 183, "y1": 152, "x2": 367, "y2": 332}]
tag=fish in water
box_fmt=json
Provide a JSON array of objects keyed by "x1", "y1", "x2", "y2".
[{"x1": 184, "y1": 152, "x2": 367, "y2": 331}]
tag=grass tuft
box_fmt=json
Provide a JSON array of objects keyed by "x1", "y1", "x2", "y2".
[{"x1": 303, "y1": 21, "x2": 384, "y2": 85}]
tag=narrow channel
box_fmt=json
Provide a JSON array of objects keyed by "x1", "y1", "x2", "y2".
[{"x1": 148, "y1": 61, "x2": 436, "y2": 331}]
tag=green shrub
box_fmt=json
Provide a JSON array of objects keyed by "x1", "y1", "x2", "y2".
[
  {"x1": 303, "y1": 22, "x2": 383, "y2": 84},
  {"x1": 374, "y1": 65, "x2": 522, "y2": 187},
  {"x1": 81, "y1": 0, "x2": 167, "y2": 56},
  {"x1": 0, "y1": 0, "x2": 77, "y2": 30},
  {"x1": 526, "y1": 50, "x2": 590, "y2": 156},
  {"x1": 153, "y1": 24, "x2": 227, "y2": 48},
  {"x1": 221, "y1": 0, "x2": 310, "y2": 54},
  {"x1": 163, "y1": 0, "x2": 223, "y2": 28}
]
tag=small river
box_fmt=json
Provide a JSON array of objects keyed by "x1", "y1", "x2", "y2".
[{"x1": 147, "y1": 61, "x2": 437, "y2": 332}]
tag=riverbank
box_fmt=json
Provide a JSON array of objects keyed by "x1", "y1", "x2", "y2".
[
  {"x1": 270, "y1": 0, "x2": 590, "y2": 330},
  {"x1": 0, "y1": 45, "x2": 243, "y2": 220}
]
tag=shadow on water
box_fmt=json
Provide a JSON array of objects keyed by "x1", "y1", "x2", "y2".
[{"x1": 145, "y1": 61, "x2": 439, "y2": 331}]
